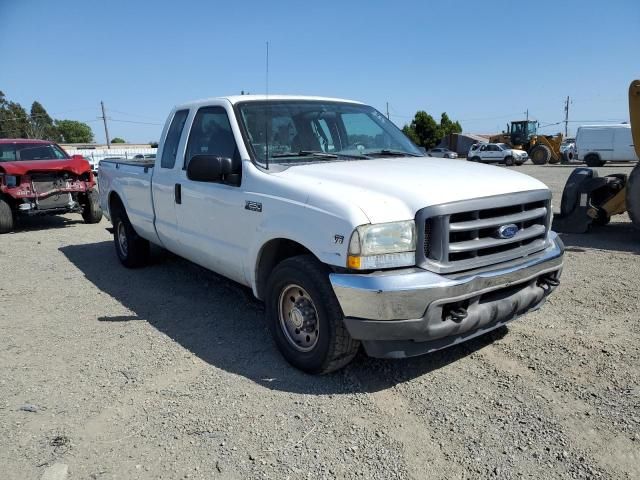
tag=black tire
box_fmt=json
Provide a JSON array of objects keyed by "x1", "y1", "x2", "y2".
[
  {"x1": 593, "y1": 214, "x2": 611, "y2": 226},
  {"x1": 515, "y1": 160, "x2": 524, "y2": 166},
  {"x1": 562, "y1": 150, "x2": 574, "y2": 163},
  {"x1": 111, "y1": 206, "x2": 150, "y2": 268},
  {"x1": 0, "y1": 198, "x2": 14, "y2": 234},
  {"x1": 504, "y1": 155, "x2": 514, "y2": 166},
  {"x1": 627, "y1": 164, "x2": 640, "y2": 230},
  {"x1": 468, "y1": 156, "x2": 481, "y2": 162},
  {"x1": 266, "y1": 255, "x2": 359, "y2": 374},
  {"x1": 81, "y1": 189, "x2": 103, "y2": 224},
  {"x1": 530, "y1": 144, "x2": 552, "y2": 165},
  {"x1": 585, "y1": 154, "x2": 605, "y2": 167}
]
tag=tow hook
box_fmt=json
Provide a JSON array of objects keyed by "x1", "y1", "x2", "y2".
[
  {"x1": 443, "y1": 304, "x2": 469, "y2": 323},
  {"x1": 538, "y1": 275, "x2": 560, "y2": 290}
]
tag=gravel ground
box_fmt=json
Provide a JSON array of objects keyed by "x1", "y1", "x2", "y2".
[{"x1": 1, "y1": 163, "x2": 639, "y2": 480}]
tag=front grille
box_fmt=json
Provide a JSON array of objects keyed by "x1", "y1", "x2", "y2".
[
  {"x1": 416, "y1": 190, "x2": 552, "y2": 273},
  {"x1": 32, "y1": 174, "x2": 73, "y2": 210}
]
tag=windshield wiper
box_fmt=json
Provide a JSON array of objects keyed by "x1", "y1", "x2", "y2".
[
  {"x1": 365, "y1": 149, "x2": 423, "y2": 157},
  {"x1": 270, "y1": 150, "x2": 339, "y2": 159}
]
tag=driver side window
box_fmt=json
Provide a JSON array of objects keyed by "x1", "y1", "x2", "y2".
[{"x1": 184, "y1": 106, "x2": 239, "y2": 169}]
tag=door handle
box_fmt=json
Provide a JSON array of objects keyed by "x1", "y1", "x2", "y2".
[{"x1": 174, "y1": 183, "x2": 182, "y2": 204}]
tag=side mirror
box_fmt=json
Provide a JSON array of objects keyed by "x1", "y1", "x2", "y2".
[{"x1": 187, "y1": 155, "x2": 239, "y2": 182}]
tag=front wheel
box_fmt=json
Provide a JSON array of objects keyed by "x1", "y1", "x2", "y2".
[
  {"x1": 585, "y1": 154, "x2": 605, "y2": 167},
  {"x1": 504, "y1": 155, "x2": 514, "y2": 166},
  {"x1": 112, "y1": 207, "x2": 149, "y2": 268},
  {"x1": 81, "y1": 189, "x2": 103, "y2": 224},
  {"x1": 266, "y1": 255, "x2": 359, "y2": 374},
  {"x1": 530, "y1": 144, "x2": 552, "y2": 165},
  {"x1": 0, "y1": 198, "x2": 15, "y2": 234},
  {"x1": 468, "y1": 156, "x2": 481, "y2": 162}
]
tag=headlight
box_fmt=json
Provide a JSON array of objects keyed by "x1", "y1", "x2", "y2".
[{"x1": 347, "y1": 220, "x2": 416, "y2": 270}]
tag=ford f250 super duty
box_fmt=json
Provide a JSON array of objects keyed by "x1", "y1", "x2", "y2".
[{"x1": 99, "y1": 95, "x2": 564, "y2": 373}]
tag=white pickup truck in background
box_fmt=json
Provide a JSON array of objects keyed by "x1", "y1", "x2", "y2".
[{"x1": 99, "y1": 95, "x2": 564, "y2": 373}]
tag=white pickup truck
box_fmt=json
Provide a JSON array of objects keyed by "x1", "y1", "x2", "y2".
[{"x1": 99, "y1": 95, "x2": 564, "y2": 373}]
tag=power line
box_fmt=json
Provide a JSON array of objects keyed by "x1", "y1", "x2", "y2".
[
  {"x1": 109, "y1": 118, "x2": 163, "y2": 126},
  {"x1": 107, "y1": 108, "x2": 163, "y2": 121}
]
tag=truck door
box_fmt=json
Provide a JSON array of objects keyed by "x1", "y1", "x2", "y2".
[
  {"x1": 151, "y1": 109, "x2": 189, "y2": 251},
  {"x1": 173, "y1": 104, "x2": 249, "y2": 284}
]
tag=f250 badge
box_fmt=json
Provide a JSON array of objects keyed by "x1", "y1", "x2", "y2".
[{"x1": 245, "y1": 201, "x2": 262, "y2": 212}]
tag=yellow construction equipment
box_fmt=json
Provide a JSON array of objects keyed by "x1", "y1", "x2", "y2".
[
  {"x1": 553, "y1": 80, "x2": 640, "y2": 232},
  {"x1": 489, "y1": 120, "x2": 564, "y2": 165},
  {"x1": 626, "y1": 79, "x2": 640, "y2": 228}
]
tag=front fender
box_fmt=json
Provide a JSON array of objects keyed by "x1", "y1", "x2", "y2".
[{"x1": 245, "y1": 210, "x2": 355, "y2": 296}]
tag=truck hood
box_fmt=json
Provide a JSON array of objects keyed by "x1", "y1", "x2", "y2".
[
  {"x1": 275, "y1": 157, "x2": 548, "y2": 224},
  {"x1": 0, "y1": 157, "x2": 91, "y2": 176}
]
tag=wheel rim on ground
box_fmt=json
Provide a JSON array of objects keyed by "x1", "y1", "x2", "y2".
[
  {"x1": 278, "y1": 284, "x2": 319, "y2": 352},
  {"x1": 117, "y1": 221, "x2": 128, "y2": 257}
]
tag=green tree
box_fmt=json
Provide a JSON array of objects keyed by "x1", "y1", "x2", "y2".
[
  {"x1": 27, "y1": 101, "x2": 60, "y2": 141},
  {"x1": 403, "y1": 111, "x2": 463, "y2": 149},
  {"x1": 111, "y1": 137, "x2": 126, "y2": 144},
  {"x1": 0, "y1": 91, "x2": 9, "y2": 138},
  {"x1": 439, "y1": 112, "x2": 462, "y2": 137},
  {"x1": 402, "y1": 111, "x2": 441, "y2": 149},
  {"x1": 56, "y1": 120, "x2": 94, "y2": 143},
  {"x1": 1, "y1": 100, "x2": 30, "y2": 138}
]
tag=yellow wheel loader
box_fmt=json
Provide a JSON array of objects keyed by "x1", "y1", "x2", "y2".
[
  {"x1": 553, "y1": 80, "x2": 640, "y2": 233},
  {"x1": 489, "y1": 121, "x2": 564, "y2": 165}
]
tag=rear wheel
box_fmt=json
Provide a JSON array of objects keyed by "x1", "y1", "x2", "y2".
[
  {"x1": 585, "y1": 154, "x2": 605, "y2": 167},
  {"x1": 81, "y1": 189, "x2": 103, "y2": 224},
  {"x1": 266, "y1": 255, "x2": 359, "y2": 374},
  {"x1": 112, "y1": 206, "x2": 149, "y2": 268},
  {"x1": 0, "y1": 198, "x2": 14, "y2": 234},
  {"x1": 530, "y1": 144, "x2": 552, "y2": 165},
  {"x1": 626, "y1": 165, "x2": 640, "y2": 229}
]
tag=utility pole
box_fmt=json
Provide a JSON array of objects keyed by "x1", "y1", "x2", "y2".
[
  {"x1": 386, "y1": 102, "x2": 390, "y2": 120},
  {"x1": 564, "y1": 96, "x2": 570, "y2": 137},
  {"x1": 525, "y1": 109, "x2": 529, "y2": 122},
  {"x1": 100, "y1": 101, "x2": 111, "y2": 149}
]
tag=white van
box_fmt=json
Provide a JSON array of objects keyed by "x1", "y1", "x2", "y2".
[{"x1": 575, "y1": 124, "x2": 638, "y2": 167}]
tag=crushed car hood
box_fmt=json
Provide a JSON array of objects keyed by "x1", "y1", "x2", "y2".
[
  {"x1": 0, "y1": 157, "x2": 91, "y2": 176},
  {"x1": 275, "y1": 157, "x2": 548, "y2": 224}
]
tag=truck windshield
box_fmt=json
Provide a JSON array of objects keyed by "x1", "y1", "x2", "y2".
[
  {"x1": 236, "y1": 100, "x2": 422, "y2": 167},
  {"x1": 0, "y1": 143, "x2": 69, "y2": 162}
]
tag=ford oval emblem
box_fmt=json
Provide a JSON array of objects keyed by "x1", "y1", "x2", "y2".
[{"x1": 496, "y1": 223, "x2": 519, "y2": 239}]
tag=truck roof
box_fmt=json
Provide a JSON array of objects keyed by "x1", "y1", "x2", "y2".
[{"x1": 176, "y1": 94, "x2": 364, "y2": 110}]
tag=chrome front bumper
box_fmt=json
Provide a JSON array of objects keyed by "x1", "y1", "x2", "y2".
[{"x1": 329, "y1": 232, "x2": 564, "y2": 358}]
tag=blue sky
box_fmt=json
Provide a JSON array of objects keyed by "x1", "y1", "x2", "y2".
[{"x1": 1, "y1": 0, "x2": 638, "y2": 143}]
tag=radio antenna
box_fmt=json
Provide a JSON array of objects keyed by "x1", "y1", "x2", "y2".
[{"x1": 265, "y1": 40, "x2": 270, "y2": 169}]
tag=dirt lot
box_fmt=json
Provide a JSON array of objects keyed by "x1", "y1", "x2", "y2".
[{"x1": 1, "y1": 163, "x2": 639, "y2": 480}]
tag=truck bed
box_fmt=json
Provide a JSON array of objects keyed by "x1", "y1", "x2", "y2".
[{"x1": 97, "y1": 158, "x2": 160, "y2": 245}]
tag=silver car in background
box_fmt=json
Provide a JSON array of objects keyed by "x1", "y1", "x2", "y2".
[{"x1": 427, "y1": 147, "x2": 458, "y2": 158}]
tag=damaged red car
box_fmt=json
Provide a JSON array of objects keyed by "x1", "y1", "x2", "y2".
[{"x1": 0, "y1": 139, "x2": 102, "y2": 233}]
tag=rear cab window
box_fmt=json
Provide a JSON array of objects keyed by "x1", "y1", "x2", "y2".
[{"x1": 160, "y1": 110, "x2": 189, "y2": 169}]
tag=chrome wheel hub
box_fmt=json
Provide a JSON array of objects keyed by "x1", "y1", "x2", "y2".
[
  {"x1": 278, "y1": 284, "x2": 319, "y2": 352},
  {"x1": 117, "y1": 222, "x2": 128, "y2": 256}
]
